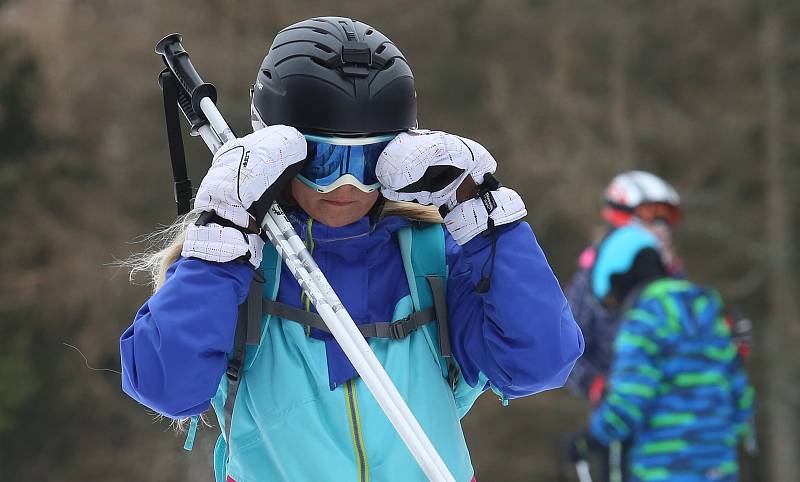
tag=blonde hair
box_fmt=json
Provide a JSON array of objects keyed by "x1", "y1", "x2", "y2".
[
  {"x1": 383, "y1": 199, "x2": 443, "y2": 223},
  {"x1": 121, "y1": 211, "x2": 197, "y2": 292},
  {"x1": 124, "y1": 201, "x2": 441, "y2": 293}
]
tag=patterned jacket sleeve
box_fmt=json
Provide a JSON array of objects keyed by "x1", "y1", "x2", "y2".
[
  {"x1": 589, "y1": 296, "x2": 666, "y2": 444},
  {"x1": 729, "y1": 353, "x2": 755, "y2": 437}
]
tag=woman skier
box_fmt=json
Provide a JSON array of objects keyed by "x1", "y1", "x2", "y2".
[{"x1": 120, "y1": 17, "x2": 584, "y2": 482}]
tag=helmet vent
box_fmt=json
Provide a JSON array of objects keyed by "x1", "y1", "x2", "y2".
[
  {"x1": 315, "y1": 43, "x2": 334, "y2": 53},
  {"x1": 261, "y1": 69, "x2": 272, "y2": 79},
  {"x1": 375, "y1": 44, "x2": 386, "y2": 54},
  {"x1": 310, "y1": 57, "x2": 328, "y2": 68},
  {"x1": 338, "y1": 20, "x2": 357, "y2": 41},
  {"x1": 365, "y1": 29, "x2": 374, "y2": 35},
  {"x1": 312, "y1": 27, "x2": 330, "y2": 36}
]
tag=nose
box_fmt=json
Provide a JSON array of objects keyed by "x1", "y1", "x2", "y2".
[{"x1": 329, "y1": 184, "x2": 359, "y2": 196}]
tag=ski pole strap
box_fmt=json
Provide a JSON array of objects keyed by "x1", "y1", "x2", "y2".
[
  {"x1": 263, "y1": 300, "x2": 436, "y2": 340},
  {"x1": 196, "y1": 210, "x2": 263, "y2": 240},
  {"x1": 159, "y1": 69, "x2": 193, "y2": 215}
]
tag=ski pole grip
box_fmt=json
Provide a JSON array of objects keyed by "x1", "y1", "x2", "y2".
[
  {"x1": 155, "y1": 33, "x2": 218, "y2": 118},
  {"x1": 158, "y1": 68, "x2": 208, "y2": 135}
]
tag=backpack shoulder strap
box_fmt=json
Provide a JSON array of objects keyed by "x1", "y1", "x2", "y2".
[
  {"x1": 247, "y1": 242, "x2": 282, "y2": 363},
  {"x1": 397, "y1": 222, "x2": 453, "y2": 383},
  {"x1": 216, "y1": 244, "x2": 281, "y2": 459},
  {"x1": 397, "y1": 222, "x2": 446, "y2": 309}
]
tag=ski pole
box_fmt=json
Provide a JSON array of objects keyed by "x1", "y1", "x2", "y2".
[
  {"x1": 608, "y1": 440, "x2": 623, "y2": 482},
  {"x1": 575, "y1": 460, "x2": 593, "y2": 482},
  {"x1": 566, "y1": 433, "x2": 593, "y2": 482},
  {"x1": 155, "y1": 33, "x2": 455, "y2": 482}
]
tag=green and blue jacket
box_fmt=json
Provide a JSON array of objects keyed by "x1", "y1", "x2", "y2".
[{"x1": 590, "y1": 278, "x2": 754, "y2": 482}]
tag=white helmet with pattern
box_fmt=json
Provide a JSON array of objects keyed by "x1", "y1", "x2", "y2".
[{"x1": 602, "y1": 170, "x2": 682, "y2": 226}]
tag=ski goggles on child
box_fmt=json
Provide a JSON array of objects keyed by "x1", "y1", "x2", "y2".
[
  {"x1": 297, "y1": 134, "x2": 396, "y2": 194},
  {"x1": 634, "y1": 202, "x2": 682, "y2": 226},
  {"x1": 603, "y1": 202, "x2": 682, "y2": 227}
]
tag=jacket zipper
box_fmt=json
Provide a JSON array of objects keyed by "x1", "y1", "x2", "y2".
[
  {"x1": 345, "y1": 379, "x2": 369, "y2": 482},
  {"x1": 301, "y1": 216, "x2": 369, "y2": 480}
]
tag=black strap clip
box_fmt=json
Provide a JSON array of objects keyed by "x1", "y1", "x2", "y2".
[
  {"x1": 174, "y1": 179, "x2": 193, "y2": 214},
  {"x1": 374, "y1": 320, "x2": 409, "y2": 340},
  {"x1": 226, "y1": 358, "x2": 242, "y2": 382},
  {"x1": 341, "y1": 41, "x2": 371, "y2": 77},
  {"x1": 389, "y1": 321, "x2": 408, "y2": 339},
  {"x1": 342, "y1": 41, "x2": 371, "y2": 64}
]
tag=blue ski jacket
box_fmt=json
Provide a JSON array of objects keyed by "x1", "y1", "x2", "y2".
[{"x1": 120, "y1": 212, "x2": 584, "y2": 481}]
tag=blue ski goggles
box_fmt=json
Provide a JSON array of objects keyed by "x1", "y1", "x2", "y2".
[{"x1": 297, "y1": 134, "x2": 396, "y2": 194}]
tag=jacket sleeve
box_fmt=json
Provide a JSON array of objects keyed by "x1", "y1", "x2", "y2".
[
  {"x1": 589, "y1": 297, "x2": 666, "y2": 444},
  {"x1": 119, "y1": 257, "x2": 254, "y2": 418},
  {"x1": 564, "y1": 267, "x2": 605, "y2": 397},
  {"x1": 445, "y1": 221, "x2": 584, "y2": 399},
  {"x1": 730, "y1": 356, "x2": 755, "y2": 438}
]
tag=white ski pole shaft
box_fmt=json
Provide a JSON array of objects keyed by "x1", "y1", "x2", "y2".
[
  {"x1": 575, "y1": 460, "x2": 593, "y2": 482},
  {"x1": 197, "y1": 124, "x2": 223, "y2": 152},
  {"x1": 200, "y1": 97, "x2": 236, "y2": 144},
  {"x1": 195, "y1": 97, "x2": 454, "y2": 482}
]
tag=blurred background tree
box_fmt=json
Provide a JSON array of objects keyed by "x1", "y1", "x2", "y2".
[{"x1": 0, "y1": 0, "x2": 797, "y2": 480}]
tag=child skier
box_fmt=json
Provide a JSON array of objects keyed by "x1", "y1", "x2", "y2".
[
  {"x1": 566, "y1": 171, "x2": 683, "y2": 403},
  {"x1": 588, "y1": 225, "x2": 754, "y2": 482},
  {"x1": 120, "y1": 17, "x2": 584, "y2": 482}
]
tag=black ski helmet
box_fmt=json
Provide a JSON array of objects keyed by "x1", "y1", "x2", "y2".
[{"x1": 252, "y1": 17, "x2": 417, "y2": 136}]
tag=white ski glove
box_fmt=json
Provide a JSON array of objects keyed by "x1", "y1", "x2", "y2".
[
  {"x1": 376, "y1": 130, "x2": 526, "y2": 244},
  {"x1": 182, "y1": 125, "x2": 307, "y2": 268}
]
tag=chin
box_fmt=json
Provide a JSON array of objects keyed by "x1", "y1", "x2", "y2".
[
  {"x1": 325, "y1": 220, "x2": 350, "y2": 228},
  {"x1": 315, "y1": 207, "x2": 366, "y2": 227}
]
